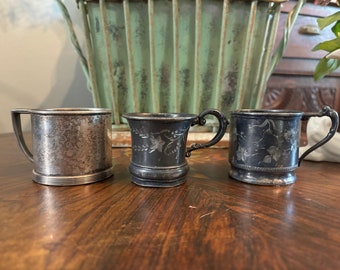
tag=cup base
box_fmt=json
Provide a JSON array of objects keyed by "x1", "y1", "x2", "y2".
[
  {"x1": 32, "y1": 167, "x2": 113, "y2": 186},
  {"x1": 130, "y1": 175, "x2": 186, "y2": 188},
  {"x1": 129, "y1": 162, "x2": 189, "y2": 188},
  {"x1": 229, "y1": 166, "x2": 296, "y2": 186}
]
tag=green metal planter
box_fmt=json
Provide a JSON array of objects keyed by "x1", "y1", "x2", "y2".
[{"x1": 56, "y1": 0, "x2": 305, "y2": 127}]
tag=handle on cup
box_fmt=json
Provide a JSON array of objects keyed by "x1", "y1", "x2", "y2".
[
  {"x1": 299, "y1": 106, "x2": 339, "y2": 166},
  {"x1": 11, "y1": 109, "x2": 34, "y2": 163},
  {"x1": 186, "y1": 109, "x2": 228, "y2": 157}
]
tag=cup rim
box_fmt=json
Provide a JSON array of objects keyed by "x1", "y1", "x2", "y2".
[
  {"x1": 122, "y1": 112, "x2": 197, "y2": 121},
  {"x1": 13, "y1": 108, "x2": 112, "y2": 115},
  {"x1": 231, "y1": 109, "x2": 304, "y2": 116}
]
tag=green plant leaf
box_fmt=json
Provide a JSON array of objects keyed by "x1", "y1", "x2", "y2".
[
  {"x1": 331, "y1": 21, "x2": 340, "y2": 37},
  {"x1": 318, "y1": 11, "x2": 340, "y2": 30},
  {"x1": 312, "y1": 37, "x2": 340, "y2": 52},
  {"x1": 314, "y1": 57, "x2": 340, "y2": 81}
]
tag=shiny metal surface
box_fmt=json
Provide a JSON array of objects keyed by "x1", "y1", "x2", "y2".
[
  {"x1": 123, "y1": 109, "x2": 228, "y2": 187},
  {"x1": 11, "y1": 108, "x2": 113, "y2": 186},
  {"x1": 228, "y1": 106, "x2": 339, "y2": 185}
]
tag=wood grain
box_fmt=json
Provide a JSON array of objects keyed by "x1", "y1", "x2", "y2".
[{"x1": 0, "y1": 133, "x2": 339, "y2": 269}]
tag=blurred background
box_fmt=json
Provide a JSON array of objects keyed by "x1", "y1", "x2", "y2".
[{"x1": 0, "y1": 0, "x2": 92, "y2": 133}]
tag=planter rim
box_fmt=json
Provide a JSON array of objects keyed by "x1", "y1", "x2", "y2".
[{"x1": 78, "y1": 0, "x2": 289, "y2": 3}]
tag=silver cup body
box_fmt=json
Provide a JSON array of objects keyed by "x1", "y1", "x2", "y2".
[
  {"x1": 229, "y1": 110, "x2": 302, "y2": 185},
  {"x1": 228, "y1": 107, "x2": 339, "y2": 185},
  {"x1": 12, "y1": 108, "x2": 113, "y2": 186},
  {"x1": 123, "y1": 109, "x2": 228, "y2": 187}
]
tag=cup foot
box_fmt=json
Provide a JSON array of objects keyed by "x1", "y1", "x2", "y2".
[
  {"x1": 129, "y1": 162, "x2": 189, "y2": 188},
  {"x1": 32, "y1": 167, "x2": 113, "y2": 186},
  {"x1": 130, "y1": 175, "x2": 186, "y2": 188},
  {"x1": 229, "y1": 166, "x2": 296, "y2": 186}
]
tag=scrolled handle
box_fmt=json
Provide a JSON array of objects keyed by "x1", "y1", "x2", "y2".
[
  {"x1": 11, "y1": 109, "x2": 34, "y2": 163},
  {"x1": 186, "y1": 109, "x2": 228, "y2": 157},
  {"x1": 299, "y1": 106, "x2": 339, "y2": 166}
]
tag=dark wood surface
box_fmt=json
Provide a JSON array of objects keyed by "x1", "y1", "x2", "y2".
[{"x1": 1, "y1": 133, "x2": 340, "y2": 269}]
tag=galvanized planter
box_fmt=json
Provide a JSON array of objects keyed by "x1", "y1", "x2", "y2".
[{"x1": 56, "y1": 0, "x2": 305, "y2": 127}]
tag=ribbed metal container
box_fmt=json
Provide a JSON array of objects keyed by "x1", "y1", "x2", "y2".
[{"x1": 56, "y1": 0, "x2": 305, "y2": 127}]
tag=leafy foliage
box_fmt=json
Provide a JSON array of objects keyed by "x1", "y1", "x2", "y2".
[
  {"x1": 314, "y1": 57, "x2": 340, "y2": 81},
  {"x1": 314, "y1": 4, "x2": 340, "y2": 80}
]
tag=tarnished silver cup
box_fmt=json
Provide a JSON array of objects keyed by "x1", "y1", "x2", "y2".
[
  {"x1": 123, "y1": 109, "x2": 228, "y2": 187},
  {"x1": 228, "y1": 106, "x2": 339, "y2": 185},
  {"x1": 11, "y1": 108, "x2": 113, "y2": 186}
]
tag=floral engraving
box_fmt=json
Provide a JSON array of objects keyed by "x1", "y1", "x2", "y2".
[
  {"x1": 234, "y1": 117, "x2": 299, "y2": 167},
  {"x1": 149, "y1": 135, "x2": 166, "y2": 153},
  {"x1": 131, "y1": 127, "x2": 188, "y2": 156},
  {"x1": 33, "y1": 115, "x2": 111, "y2": 175}
]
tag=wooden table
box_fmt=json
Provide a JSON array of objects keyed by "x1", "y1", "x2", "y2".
[{"x1": 1, "y1": 133, "x2": 339, "y2": 269}]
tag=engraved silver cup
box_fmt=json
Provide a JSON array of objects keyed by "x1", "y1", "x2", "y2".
[
  {"x1": 11, "y1": 108, "x2": 113, "y2": 186},
  {"x1": 229, "y1": 106, "x2": 339, "y2": 185},
  {"x1": 123, "y1": 109, "x2": 228, "y2": 187}
]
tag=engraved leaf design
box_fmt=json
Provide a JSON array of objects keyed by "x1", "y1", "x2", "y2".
[
  {"x1": 236, "y1": 146, "x2": 249, "y2": 162},
  {"x1": 267, "y1": 145, "x2": 281, "y2": 162},
  {"x1": 263, "y1": 155, "x2": 272, "y2": 163},
  {"x1": 164, "y1": 139, "x2": 181, "y2": 156},
  {"x1": 132, "y1": 127, "x2": 149, "y2": 139},
  {"x1": 163, "y1": 129, "x2": 187, "y2": 156},
  {"x1": 149, "y1": 135, "x2": 165, "y2": 153},
  {"x1": 131, "y1": 127, "x2": 189, "y2": 156}
]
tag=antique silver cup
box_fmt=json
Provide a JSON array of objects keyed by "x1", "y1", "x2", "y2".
[
  {"x1": 229, "y1": 106, "x2": 339, "y2": 185},
  {"x1": 11, "y1": 108, "x2": 113, "y2": 186},
  {"x1": 123, "y1": 109, "x2": 228, "y2": 187}
]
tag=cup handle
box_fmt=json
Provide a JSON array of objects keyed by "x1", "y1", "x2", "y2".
[
  {"x1": 186, "y1": 109, "x2": 228, "y2": 157},
  {"x1": 299, "y1": 106, "x2": 339, "y2": 166},
  {"x1": 11, "y1": 109, "x2": 34, "y2": 163}
]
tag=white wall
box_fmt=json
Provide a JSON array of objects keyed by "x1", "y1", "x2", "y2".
[{"x1": 0, "y1": 1, "x2": 93, "y2": 134}]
